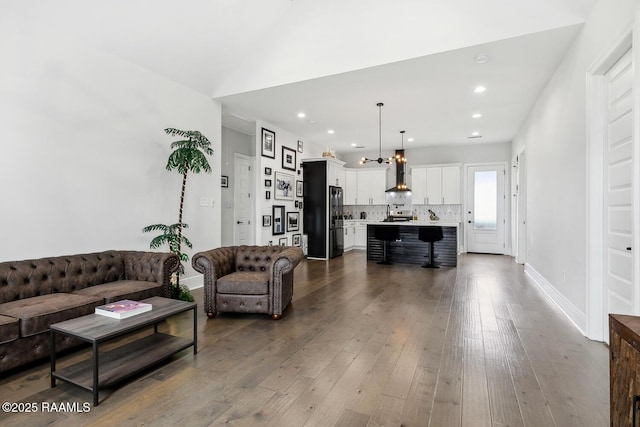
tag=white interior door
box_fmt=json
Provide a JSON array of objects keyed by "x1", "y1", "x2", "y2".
[
  {"x1": 466, "y1": 164, "x2": 506, "y2": 254},
  {"x1": 516, "y1": 152, "x2": 527, "y2": 264},
  {"x1": 234, "y1": 154, "x2": 254, "y2": 245},
  {"x1": 604, "y1": 48, "x2": 634, "y2": 324}
]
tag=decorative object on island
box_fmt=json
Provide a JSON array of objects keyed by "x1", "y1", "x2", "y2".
[
  {"x1": 95, "y1": 299, "x2": 152, "y2": 319},
  {"x1": 275, "y1": 171, "x2": 294, "y2": 200},
  {"x1": 287, "y1": 211, "x2": 300, "y2": 232},
  {"x1": 143, "y1": 128, "x2": 213, "y2": 302},
  {"x1": 360, "y1": 103, "x2": 393, "y2": 165},
  {"x1": 221, "y1": 175, "x2": 228, "y2": 187},
  {"x1": 282, "y1": 146, "x2": 296, "y2": 171},
  {"x1": 262, "y1": 215, "x2": 271, "y2": 227},
  {"x1": 261, "y1": 127, "x2": 275, "y2": 158},
  {"x1": 428, "y1": 209, "x2": 440, "y2": 221},
  {"x1": 273, "y1": 205, "x2": 285, "y2": 235},
  {"x1": 279, "y1": 237, "x2": 288, "y2": 246}
]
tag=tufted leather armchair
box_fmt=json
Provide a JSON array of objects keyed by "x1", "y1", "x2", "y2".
[{"x1": 192, "y1": 245, "x2": 304, "y2": 319}]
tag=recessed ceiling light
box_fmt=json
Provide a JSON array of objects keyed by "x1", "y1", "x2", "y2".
[
  {"x1": 472, "y1": 113, "x2": 482, "y2": 118},
  {"x1": 350, "y1": 142, "x2": 357, "y2": 147},
  {"x1": 475, "y1": 55, "x2": 489, "y2": 64},
  {"x1": 297, "y1": 112, "x2": 306, "y2": 118},
  {"x1": 471, "y1": 131, "x2": 481, "y2": 137},
  {"x1": 328, "y1": 130, "x2": 335, "y2": 134},
  {"x1": 474, "y1": 86, "x2": 486, "y2": 93},
  {"x1": 407, "y1": 138, "x2": 414, "y2": 142},
  {"x1": 308, "y1": 120, "x2": 317, "y2": 124}
]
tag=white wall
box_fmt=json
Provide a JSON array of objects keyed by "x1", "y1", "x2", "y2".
[
  {"x1": 511, "y1": 0, "x2": 635, "y2": 331},
  {"x1": 0, "y1": 28, "x2": 222, "y2": 289},
  {"x1": 254, "y1": 121, "x2": 323, "y2": 245}
]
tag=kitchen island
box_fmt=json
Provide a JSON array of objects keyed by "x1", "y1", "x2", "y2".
[{"x1": 367, "y1": 221, "x2": 459, "y2": 267}]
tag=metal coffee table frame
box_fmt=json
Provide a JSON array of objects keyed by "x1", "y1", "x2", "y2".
[{"x1": 50, "y1": 296, "x2": 197, "y2": 406}]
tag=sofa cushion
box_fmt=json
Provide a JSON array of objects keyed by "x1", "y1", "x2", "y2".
[
  {"x1": 217, "y1": 272, "x2": 269, "y2": 295},
  {"x1": 0, "y1": 315, "x2": 19, "y2": 344},
  {"x1": 73, "y1": 280, "x2": 163, "y2": 303},
  {"x1": 0, "y1": 293, "x2": 102, "y2": 337}
]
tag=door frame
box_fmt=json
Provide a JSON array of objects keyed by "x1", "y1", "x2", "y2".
[
  {"x1": 462, "y1": 161, "x2": 509, "y2": 255},
  {"x1": 233, "y1": 153, "x2": 255, "y2": 245},
  {"x1": 585, "y1": 24, "x2": 636, "y2": 341}
]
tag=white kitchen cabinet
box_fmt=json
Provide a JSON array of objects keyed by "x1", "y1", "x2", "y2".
[
  {"x1": 441, "y1": 165, "x2": 461, "y2": 204},
  {"x1": 411, "y1": 164, "x2": 461, "y2": 205},
  {"x1": 344, "y1": 223, "x2": 355, "y2": 251},
  {"x1": 344, "y1": 170, "x2": 358, "y2": 205},
  {"x1": 426, "y1": 167, "x2": 442, "y2": 205},
  {"x1": 355, "y1": 222, "x2": 367, "y2": 249},
  {"x1": 356, "y1": 169, "x2": 387, "y2": 205},
  {"x1": 327, "y1": 161, "x2": 345, "y2": 187}
]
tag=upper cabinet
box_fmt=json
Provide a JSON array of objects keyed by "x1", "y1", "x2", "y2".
[
  {"x1": 411, "y1": 164, "x2": 461, "y2": 205},
  {"x1": 327, "y1": 160, "x2": 345, "y2": 187},
  {"x1": 345, "y1": 170, "x2": 358, "y2": 205},
  {"x1": 344, "y1": 168, "x2": 387, "y2": 205}
]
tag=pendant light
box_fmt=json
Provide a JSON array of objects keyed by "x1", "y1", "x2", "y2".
[
  {"x1": 395, "y1": 131, "x2": 407, "y2": 163},
  {"x1": 360, "y1": 103, "x2": 393, "y2": 164}
]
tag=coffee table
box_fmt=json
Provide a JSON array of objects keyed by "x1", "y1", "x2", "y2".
[{"x1": 50, "y1": 296, "x2": 197, "y2": 406}]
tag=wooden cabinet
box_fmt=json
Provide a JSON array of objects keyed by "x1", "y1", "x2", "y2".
[
  {"x1": 410, "y1": 164, "x2": 461, "y2": 205},
  {"x1": 327, "y1": 160, "x2": 345, "y2": 187},
  {"x1": 610, "y1": 314, "x2": 640, "y2": 426},
  {"x1": 344, "y1": 223, "x2": 355, "y2": 251},
  {"x1": 344, "y1": 170, "x2": 358, "y2": 205},
  {"x1": 356, "y1": 169, "x2": 387, "y2": 205},
  {"x1": 355, "y1": 222, "x2": 367, "y2": 249}
]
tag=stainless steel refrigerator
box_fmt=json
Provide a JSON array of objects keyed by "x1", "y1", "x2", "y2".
[{"x1": 329, "y1": 186, "x2": 344, "y2": 258}]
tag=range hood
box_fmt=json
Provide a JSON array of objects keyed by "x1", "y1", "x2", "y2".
[{"x1": 385, "y1": 149, "x2": 411, "y2": 192}]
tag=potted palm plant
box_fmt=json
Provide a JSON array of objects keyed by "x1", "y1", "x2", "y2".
[{"x1": 143, "y1": 128, "x2": 214, "y2": 301}]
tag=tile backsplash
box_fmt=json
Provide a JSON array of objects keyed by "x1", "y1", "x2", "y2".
[{"x1": 343, "y1": 204, "x2": 461, "y2": 222}]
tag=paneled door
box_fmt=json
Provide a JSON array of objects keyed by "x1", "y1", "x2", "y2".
[
  {"x1": 466, "y1": 164, "x2": 506, "y2": 254},
  {"x1": 604, "y1": 48, "x2": 634, "y2": 329},
  {"x1": 234, "y1": 154, "x2": 254, "y2": 245}
]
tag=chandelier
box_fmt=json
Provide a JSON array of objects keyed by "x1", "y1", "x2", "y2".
[{"x1": 360, "y1": 102, "x2": 393, "y2": 164}]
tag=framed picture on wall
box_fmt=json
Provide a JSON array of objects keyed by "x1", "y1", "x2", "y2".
[
  {"x1": 221, "y1": 176, "x2": 229, "y2": 188},
  {"x1": 287, "y1": 211, "x2": 300, "y2": 232},
  {"x1": 262, "y1": 215, "x2": 271, "y2": 227},
  {"x1": 265, "y1": 179, "x2": 272, "y2": 187},
  {"x1": 282, "y1": 146, "x2": 296, "y2": 171},
  {"x1": 264, "y1": 167, "x2": 272, "y2": 175},
  {"x1": 296, "y1": 180, "x2": 303, "y2": 197},
  {"x1": 274, "y1": 171, "x2": 294, "y2": 200},
  {"x1": 272, "y1": 205, "x2": 285, "y2": 235},
  {"x1": 278, "y1": 237, "x2": 288, "y2": 246},
  {"x1": 261, "y1": 128, "x2": 275, "y2": 159},
  {"x1": 266, "y1": 191, "x2": 271, "y2": 200},
  {"x1": 297, "y1": 140, "x2": 303, "y2": 153},
  {"x1": 292, "y1": 234, "x2": 301, "y2": 247}
]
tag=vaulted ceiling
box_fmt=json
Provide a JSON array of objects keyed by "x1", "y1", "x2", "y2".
[{"x1": 5, "y1": 0, "x2": 598, "y2": 152}]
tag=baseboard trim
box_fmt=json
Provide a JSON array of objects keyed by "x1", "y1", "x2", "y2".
[
  {"x1": 524, "y1": 263, "x2": 586, "y2": 335},
  {"x1": 180, "y1": 274, "x2": 204, "y2": 290}
]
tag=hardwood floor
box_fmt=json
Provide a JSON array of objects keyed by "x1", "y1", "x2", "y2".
[{"x1": 0, "y1": 251, "x2": 609, "y2": 426}]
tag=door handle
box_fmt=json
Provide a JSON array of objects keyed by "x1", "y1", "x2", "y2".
[
  {"x1": 627, "y1": 247, "x2": 632, "y2": 251},
  {"x1": 237, "y1": 221, "x2": 244, "y2": 224},
  {"x1": 468, "y1": 221, "x2": 474, "y2": 224}
]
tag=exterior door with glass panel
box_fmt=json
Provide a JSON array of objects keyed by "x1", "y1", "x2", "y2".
[{"x1": 466, "y1": 165, "x2": 506, "y2": 254}]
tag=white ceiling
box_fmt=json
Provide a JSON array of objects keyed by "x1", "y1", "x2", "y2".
[{"x1": 4, "y1": 0, "x2": 599, "y2": 153}]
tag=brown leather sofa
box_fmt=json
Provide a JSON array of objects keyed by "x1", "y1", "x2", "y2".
[
  {"x1": 0, "y1": 250, "x2": 179, "y2": 373},
  {"x1": 192, "y1": 245, "x2": 304, "y2": 319}
]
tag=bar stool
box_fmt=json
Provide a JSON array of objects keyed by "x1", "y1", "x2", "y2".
[
  {"x1": 374, "y1": 226, "x2": 399, "y2": 265},
  {"x1": 418, "y1": 226, "x2": 443, "y2": 268}
]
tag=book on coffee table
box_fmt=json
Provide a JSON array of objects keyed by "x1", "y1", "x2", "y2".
[{"x1": 95, "y1": 300, "x2": 152, "y2": 319}]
